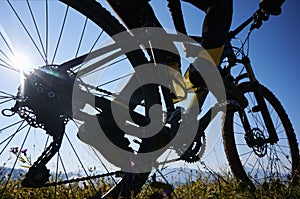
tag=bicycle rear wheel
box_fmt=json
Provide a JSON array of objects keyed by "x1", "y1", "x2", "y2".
[
  {"x1": 222, "y1": 82, "x2": 299, "y2": 187},
  {"x1": 0, "y1": 0, "x2": 161, "y2": 198}
]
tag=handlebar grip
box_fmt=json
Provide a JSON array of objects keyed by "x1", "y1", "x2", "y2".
[{"x1": 259, "y1": 0, "x2": 285, "y2": 15}]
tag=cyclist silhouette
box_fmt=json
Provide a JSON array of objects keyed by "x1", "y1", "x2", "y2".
[{"x1": 107, "y1": 0, "x2": 285, "y2": 108}]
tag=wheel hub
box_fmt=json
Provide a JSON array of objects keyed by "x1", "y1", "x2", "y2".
[{"x1": 247, "y1": 128, "x2": 268, "y2": 157}]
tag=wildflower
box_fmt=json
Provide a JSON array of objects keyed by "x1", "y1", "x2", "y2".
[
  {"x1": 21, "y1": 148, "x2": 28, "y2": 155},
  {"x1": 9, "y1": 147, "x2": 18, "y2": 154}
]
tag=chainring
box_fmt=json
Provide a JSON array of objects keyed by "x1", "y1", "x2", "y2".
[
  {"x1": 167, "y1": 107, "x2": 206, "y2": 163},
  {"x1": 178, "y1": 133, "x2": 206, "y2": 163}
]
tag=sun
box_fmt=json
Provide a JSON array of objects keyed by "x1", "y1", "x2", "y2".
[{"x1": 12, "y1": 52, "x2": 30, "y2": 71}]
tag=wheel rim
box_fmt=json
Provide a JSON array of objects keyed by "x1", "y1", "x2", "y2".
[{"x1": 230, "y1": 85, "x2": 297, "y2": 184}]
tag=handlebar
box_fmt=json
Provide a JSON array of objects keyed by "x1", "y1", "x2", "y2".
[
  {"x1": 228, "y1": 9, "x2": 270, "y2": 39},
  {"x1": 188, "y1": 9, "x2": 270, "y2": 45}
]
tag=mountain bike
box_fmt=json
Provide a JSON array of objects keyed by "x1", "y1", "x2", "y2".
[{"x1": 0, "y1": 0, "x2": 299, "y2": 198}]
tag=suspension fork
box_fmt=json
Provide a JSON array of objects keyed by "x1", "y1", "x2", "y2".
[{"x1": 240, "y1": 56, "x2": 279, "y2": 144}]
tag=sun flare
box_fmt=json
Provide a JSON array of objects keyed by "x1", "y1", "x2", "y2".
[{"x1": 12, "y1": 52, "x2": 30, "y2": 71}]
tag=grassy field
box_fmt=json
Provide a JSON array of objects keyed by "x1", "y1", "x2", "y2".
[{"x1": 1, "y1": 170, "x2": 299, "y2": 199}]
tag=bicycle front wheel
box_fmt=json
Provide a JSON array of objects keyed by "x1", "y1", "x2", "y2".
[{"x1": 222, "y1": 82, "x2": 299, "y2": 187}]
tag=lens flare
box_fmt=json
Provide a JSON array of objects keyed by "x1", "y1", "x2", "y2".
[{"x1": 12, "y1": 52, "x2": 30, "y2": 71}]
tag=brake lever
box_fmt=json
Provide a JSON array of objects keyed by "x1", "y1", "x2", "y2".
[{"x1": 250, "y1": 10, "x2": 270, "y2": 30}]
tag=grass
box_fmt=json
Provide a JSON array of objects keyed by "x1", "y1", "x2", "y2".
[
  {"x1": 137, "y1": 171, "x2": 300, "y2": 199},
  {"x1": 1, "y1": 169, "x2": 299, "y2": 199}
]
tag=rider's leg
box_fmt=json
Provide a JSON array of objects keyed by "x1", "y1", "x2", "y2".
[
  {"x1": 107, "y1": 0, "x2": 180, "y2": 66},
  {"x1": 182, "y1": 0, "x2": 232, "y2": 54},
  {"x1": 108, "y1": 2, "x2": 182, "y2": 88},
  {"x1": 107, "y1": 0, "x2": 182, "y2": 124},
  {"x1": 184, "y1": 0, "x2": 248, "y2": 108}
]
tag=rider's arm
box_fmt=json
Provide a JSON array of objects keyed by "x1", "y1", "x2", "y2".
[{"x1": 259, "y1": 0, "x2": 285, "y2": 15}]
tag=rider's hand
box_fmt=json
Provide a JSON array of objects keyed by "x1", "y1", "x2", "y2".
[{"x1": 259, "y1": 0, "x2": 285, "y2": 15}]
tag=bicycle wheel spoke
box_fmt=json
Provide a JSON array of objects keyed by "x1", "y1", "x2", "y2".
[
  {"x1": 269, "y1": 146, "x2": 290, "y2": 176},
  {"x1": 45, "y1": 0, "x2": 49, "y2": 64},
  {"x1": 64, "y1": 132, "x2": 97, "y2": 192},
  {"x1": 89, "y1": 30, "x2": 104, "y2": 54},
  {"x1": 90, "y1": 147, "x2": 119, "y2": 185},
  {"x1": 72, "y1": 120, "x2": 117, "y2": 184},
  {"x1": 0, "y1": 43, "x2": 20, "y2": 72},
  {"x1": 7, "y1": 0, "x2": 47, "y2": 64},
  {"x1": 97, "y1": 72, "x2": 134, "y2": 88},
  {"x1": 274, "y1": 144, "x2": 292, "y2": 164},
  {"x1": 0, "y1": 126, "x2": 31, "y2": 197},
  {"x1": 54, "y1": 152, "x2": 60, "y2": 199},
  {"x1": 75, "y1": 18, "x2": 88, "y2": 58},
  {"x1": 0, "y1": 32, "x2": 14, "y2": 56},
  {"x1": 242, "y1": 150, "x2": 255, "y2": 168},
  {"x1": 0, "y1": 57, "x2": 20, "y2": 73},
  {"x1": 0, "y1": 58, "x2": 13, "y2": 70},
  {"x1": 76, "y1": 49, "x2": 124, "y2": 77},
  {"x1": 233, "y1": 119, "x2": 244, "y2": 129},
  {"x1": 26, "y1": 0, "x2": 47, "y2": 61},
  {"x1": 81, "y1": 56, "x2": 127, "y2": 78},
  {"x1": 58, "y1": 153, "x2": 76, "y2": 198},
  {"x1": 0, "y1": 98, "x2": 15, "y2": 105},
  {"x1": 0, "y1": 90, "x2": 15, "y2": 98},
  {"x1": 238, "y1": 150, "x2": 253, "y2": 158},
  {"x1": 0, "y1": 120, "x2": 25, "y2": 137},
  {"x1": 0, "y1": 120, "x2": 27, "y2": 155},
  {"x1": 0, "y1": 49, "x2": 13, "y2": 64},
  {"x1": 51, "y1": 5, "x2": 69, "y2": 64},
  {"x1": 257, "y1": 158, "x2": 268, "y2": 179}
]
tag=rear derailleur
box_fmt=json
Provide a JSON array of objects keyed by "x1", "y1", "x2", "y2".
[{"x1": 9, "y1": 65, "x2": 75, "y2": 187}]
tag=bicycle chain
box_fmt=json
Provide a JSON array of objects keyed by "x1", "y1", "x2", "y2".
[
  {"x1": 42, "y1": 171, "x2": 121, "y2": 187},
  {"x1": 31, "y1": 139, "x2": 61, "y2": 167}
]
